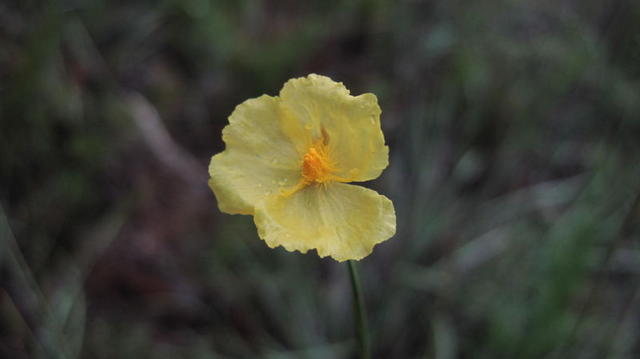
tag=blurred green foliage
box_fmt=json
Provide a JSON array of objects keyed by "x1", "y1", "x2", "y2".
[{"x1": 2, "y1": 0, "x2": 640, "y2": 358}]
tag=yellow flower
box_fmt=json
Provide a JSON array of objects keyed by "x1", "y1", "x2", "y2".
[{"x1": 208, "y1": 74, "x2": 396, "y2": 261}]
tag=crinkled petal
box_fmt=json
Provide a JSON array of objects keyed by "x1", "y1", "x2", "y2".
[
  {"x1": 209, "y1": 95, "x2": 301, "y2": 214},
  {"x1": 279, "y1": 74, "x2": 389, "y2": 182},
  {"x1": 253, "y1": 183, "x2": 396, "y2": 261}
]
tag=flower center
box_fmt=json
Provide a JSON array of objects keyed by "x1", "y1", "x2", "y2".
[{"x1": 302, "y1": 144, "x2": 333, "y2": 184}]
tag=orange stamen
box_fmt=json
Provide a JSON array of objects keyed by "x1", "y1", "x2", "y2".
[{"x1": 302, "y1": 145, "x2": 333, "y2": 184}]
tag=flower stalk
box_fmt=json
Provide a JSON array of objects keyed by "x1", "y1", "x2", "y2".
[{"x1": 347, "y1": 260, "x2": 370, "y2": 359}]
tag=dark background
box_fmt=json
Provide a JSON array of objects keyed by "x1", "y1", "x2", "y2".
[{"x1": 2, "y1": 0, "x2": 640, "y2": 358}]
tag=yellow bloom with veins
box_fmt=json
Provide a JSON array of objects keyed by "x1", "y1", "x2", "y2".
[{"x1": 208, "y1": 74, "x2": 396, "y2": 262}]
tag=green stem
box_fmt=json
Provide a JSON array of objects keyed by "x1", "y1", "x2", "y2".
[{"x1": 347, "y1": 260, "x2": 370, "y2": 359}]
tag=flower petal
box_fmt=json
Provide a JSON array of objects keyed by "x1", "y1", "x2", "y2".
[
  {"x1": 279, "y1": 74, "x2": 389, "y2": 182},
  {"x1": 253, "y1": 183, "x2": 396, "y2": 261},
  {"x1": 209, "y1": 95, "x2": 301, "y2": 214}
]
